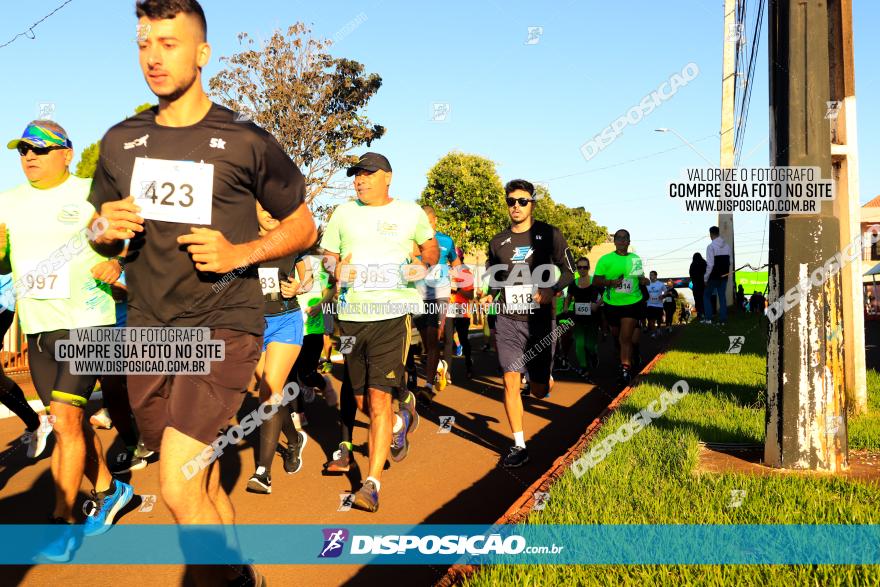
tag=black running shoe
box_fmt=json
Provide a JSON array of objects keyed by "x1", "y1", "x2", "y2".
[
  {"x1": 619, "y1": 365, "x2": 633, "y2": 386},
  {"x1": 282, "y1": 431, "x2": 308, "y2": 474},
  {"x1": 501, "y1": 445, "x2": 530, "y2": 468},
  {"x1": 246, "y1": 469, "x2": 271, "y2": 494}
]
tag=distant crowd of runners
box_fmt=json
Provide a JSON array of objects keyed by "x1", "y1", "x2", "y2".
[{"x1": 0, "y1": 1, "x2": 724, "y2": 584}]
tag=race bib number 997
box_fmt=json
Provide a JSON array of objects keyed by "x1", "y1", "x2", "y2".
[{"x1": 131, "y1": 157, "x2": 214, "y2": 225}]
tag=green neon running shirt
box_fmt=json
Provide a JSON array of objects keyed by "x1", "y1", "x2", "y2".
[{"x1": 594, "y1": 251, "x2": 645, "y2": 306}]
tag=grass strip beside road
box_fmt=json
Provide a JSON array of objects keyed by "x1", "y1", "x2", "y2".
[{"x1": 466, "y1": 314, "x2": 880, "y2": 587}]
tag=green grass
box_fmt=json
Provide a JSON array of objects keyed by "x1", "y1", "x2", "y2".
[{"x1": 465, "y1": 314, "x2": 880, "y2": 587}]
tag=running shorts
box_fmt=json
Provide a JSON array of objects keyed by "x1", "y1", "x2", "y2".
[
  {"x1": 338, "y1": 315, "x2": 410, "y2": 395},
  {"x1": 262, "y1": 311, "x2": 304, "y2": 351},
  {"x1": 604, "y1": 302, "x2": 644, "y2": 327},
  {"x1": 27, "y1": 328, "x2": 107, "y2": 408},
  {"x1": 127, "y1": 328, "x2": 262, "y2": 452},
  {"x1": 413, "y1": 298, "x2": 448, "y2": 331},
  {"x1": 646, "y1": 306, "x2": 664, "y2": 321},
  {"x1": 495, "y1": 314, "x2": 554, "y2": 385}
]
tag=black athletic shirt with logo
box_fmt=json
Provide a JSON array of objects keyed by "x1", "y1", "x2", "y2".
[
  {"x1": 569, "y1": 280, "x2": 603, "y2": 325},
  {"x1": 88, "y1": 103, "x2": 304, "y2": 336},
  {"x1": 486, "y1": 220, "x2": 575, "y2": 321},
  {"x1": 261, "y1": 253, "x2": 301, "y2": 317}
]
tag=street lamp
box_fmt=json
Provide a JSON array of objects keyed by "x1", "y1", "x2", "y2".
[{"x1": 654, "y1": 128, "x2": 715, "y2": 166}]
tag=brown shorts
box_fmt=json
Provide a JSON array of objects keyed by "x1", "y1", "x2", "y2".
[{"x1": 127, "y1": 328, "x2": 262, "y2": 452}]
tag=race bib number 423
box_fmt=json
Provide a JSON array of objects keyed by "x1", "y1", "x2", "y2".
[{"x1": 131, "y1": 157, "x2": 214, "y2": 225}]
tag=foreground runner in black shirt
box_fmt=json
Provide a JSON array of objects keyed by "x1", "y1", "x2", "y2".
[
  {"x1": 480, "y1": 179, "x2": 574, "y2": 468},
  {"x1": 88, "y1": 1, "x2": 316, "y2": 584}
]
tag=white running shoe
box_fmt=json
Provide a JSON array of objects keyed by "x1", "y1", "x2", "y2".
[
  {"x1": 24, "y1": 414, "x2": 55, "y2": 459},
  {"x1": 89, "y1": 408, "x2": 113, "y2": 430}
]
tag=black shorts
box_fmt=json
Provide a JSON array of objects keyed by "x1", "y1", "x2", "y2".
[
  {"x1": 339, "y1": 315, "x2": 411, "y2": 395},
  {"x1": 27, "y1": 329, "x2": 105, "y2": 408},
  {"x1": 604, "y1": 302, "x2": 644, "y2": 327},
  {"x1": 127, "y1": 328, "x2": 262, "y2": 452},
  {"x1": 495, "y1": 314, "x2": 554, "y2": 385},
  {"x1": 413, "y1": 299, "x2": 447, "y2": 331},
  {"x1": 487, "y1": 314, "x2": 497, "y2": 330},
  {"x1": 646, "y1": 306, "x2": 664, "y2": 321}
]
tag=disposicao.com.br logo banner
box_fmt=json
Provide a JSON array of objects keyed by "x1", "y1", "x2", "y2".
[{"x1": 6, "y1": 524, "x2": 880, "y2": 565}]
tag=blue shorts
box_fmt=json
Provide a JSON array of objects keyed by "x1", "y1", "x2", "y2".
[{"x1": 263, "y1": 311, "x2": 304, "y2": 351}]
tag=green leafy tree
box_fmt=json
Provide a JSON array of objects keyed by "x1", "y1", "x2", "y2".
[
  {"x1": 75, "y1": 103, "x2": 155, "y2": 178},
  {"x1": 419, "y1": 152, "x2": 508, "y2": 254},
  {"x1": 209, "y1": 23, "x2": 385, "y2": 214},
  {"x1": 532, "y1": 185, "x2": 606, "y2": 258}
]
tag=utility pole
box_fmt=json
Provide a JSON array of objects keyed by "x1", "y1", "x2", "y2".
[
  {"x1": 719, "y1": 0, "x2": 736, "y2": 307},
  {"x1": 765, "y1": 0, "x2": 847, "y2": 471},
  {"x1": 829, "y1": 0, "x2": 868, "y2": 415}
]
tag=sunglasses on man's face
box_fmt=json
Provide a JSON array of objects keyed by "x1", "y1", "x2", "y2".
[
  {"x1": 506, "y1": 197, "x2": 534, "y2": 208},
  {"x1": 17, "y1": 143, "x2": 65, "y2": 157}
]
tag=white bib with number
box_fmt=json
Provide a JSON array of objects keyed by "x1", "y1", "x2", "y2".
[
  {"x1": 650, "y1": 294, "x2": 661, "y2": 303},
  {"x1": 18, "y1": 263, "x2": 70, "y2": 299},
  {"x1": 505, "y1": 284, "x2": 538, "y2": 310},
  {"x1": 615, "y1": 279, "x2": 633, "y2": 294},
  {"x1": 258, "y1": 268, "x2": 281, "y2": 295},
  {"x1": 447, "y1": 302, "x2": 468, "y2": 318},
  {"x1": 575, "y1": 302, "x2": 591, "y2": 316},
  {"x1": 131, "y1": 157, "x2": 214, "y2": 225}
]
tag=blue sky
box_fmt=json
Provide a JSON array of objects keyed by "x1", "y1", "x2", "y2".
[{"x1": 1, "y1": 0, "x2": 878, "y2": 277}]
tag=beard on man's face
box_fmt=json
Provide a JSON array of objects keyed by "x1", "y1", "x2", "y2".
[{"x1": 152, "y1": 69, "x2": 198, "y2": 102}]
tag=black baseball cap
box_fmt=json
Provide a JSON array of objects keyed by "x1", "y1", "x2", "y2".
[{"x1": 347, "y1": 152, "x2": 392, "y2": 176}]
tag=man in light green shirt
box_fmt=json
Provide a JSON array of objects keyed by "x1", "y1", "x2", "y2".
[
  {"x1": 320, "y1": 152, "x2": 438, "y2": 512},
  {"x1": 0, "y1": 120, "x2": 131, "y2": 557},
  {"x1": 593, "y1": 228, "x2": 649, "y2": 385}
]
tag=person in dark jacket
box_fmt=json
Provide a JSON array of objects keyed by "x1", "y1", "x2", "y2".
[{"x1": 689, "y1": 253, "x2": 707, "y2": 319}]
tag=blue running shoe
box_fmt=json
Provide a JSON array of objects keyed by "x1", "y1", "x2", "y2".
[
  {"x1": 37, "y1": 518, "x2": 83, "y2": 562},
  {"x1": 83, "y1": 479, "x2": 133, "y2": 537},
  {"x1": 390, "y1": 409, "x2": 412, "y2": 462}
]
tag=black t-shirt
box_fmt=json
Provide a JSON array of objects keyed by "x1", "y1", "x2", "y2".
[
  {"x1": 663, "y1": 288, "x2": 678, "y2": 307},
  {"x1": 88, "y1": 103, "x2": 304, "y2": 336},
  {"x1": 569, "y1": 279, "x2": 602, "y2": 324},
  {"x1": 261, "y1": 254, "x2": 301, "y2": 316},
  {"x1": 486, "y1": 220, "x2": 575, "y2": 322}
]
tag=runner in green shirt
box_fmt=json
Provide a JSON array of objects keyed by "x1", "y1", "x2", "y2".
[{"x1": 593, "y1": 229, "x2": 649, "y2": 384}]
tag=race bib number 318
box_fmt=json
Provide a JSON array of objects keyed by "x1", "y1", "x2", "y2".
[{"x1": 131, "y1": 157, "x2": 214, "y2": 225}]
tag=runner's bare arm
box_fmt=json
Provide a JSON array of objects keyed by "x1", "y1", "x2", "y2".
[
  {"x1": 178, "y1": 203, "x2": 317, "y2": 274},
  {"x1": 417, "y1": 237, "x2": 440, "y2": 266}
]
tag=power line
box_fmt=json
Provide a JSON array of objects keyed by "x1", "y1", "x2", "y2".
[
  {"x1": 536, "y1": 134, "x2": 719, "y2": 184},
  {"x1": 0, "y1": 0, "x2": 74, "y2": 50}
]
